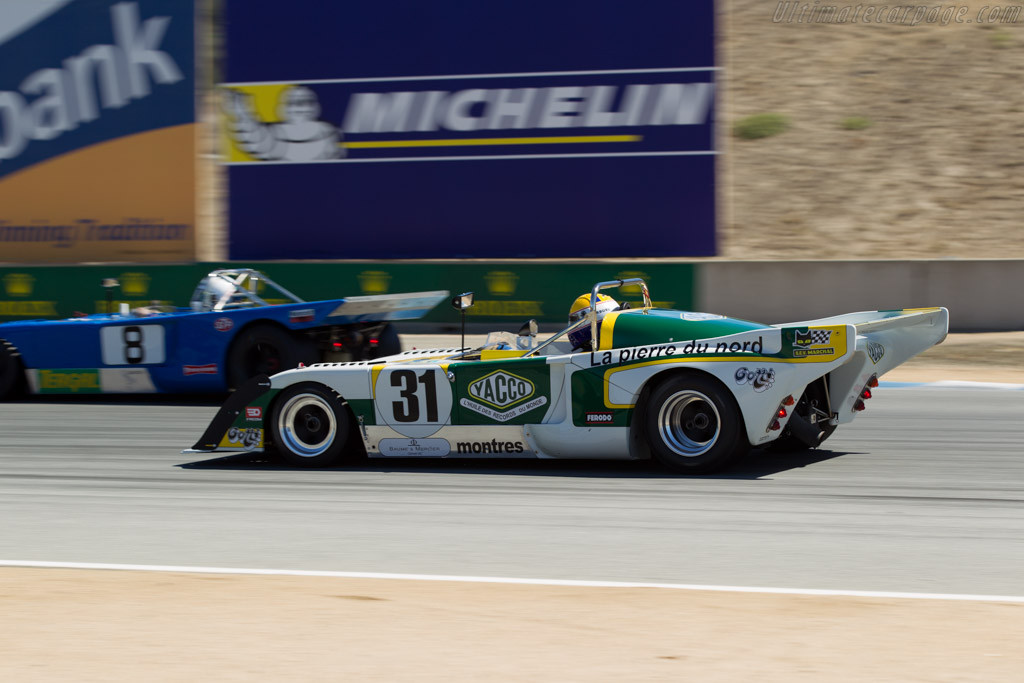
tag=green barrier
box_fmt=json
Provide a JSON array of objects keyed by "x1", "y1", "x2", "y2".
[{"x1": 0, "y1": 262, "x2": 695, "y2": 325}]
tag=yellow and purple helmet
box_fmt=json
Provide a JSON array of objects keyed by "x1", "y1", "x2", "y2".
[{"x1": 568, "y1": 293, "x2": 619, "y2": 348}]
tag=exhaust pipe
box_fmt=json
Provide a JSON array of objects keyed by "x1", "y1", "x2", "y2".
[{"x1": 785, "y1": 412, "x2": 825, "y2": 448}]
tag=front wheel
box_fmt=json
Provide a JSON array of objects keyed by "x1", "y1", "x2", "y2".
[
  {"x1": 270, "y1": 383, "x2": 349, "y2": 467},
  {"x1": 644, "y1": 373, "x2": 748, "y2": 474}
]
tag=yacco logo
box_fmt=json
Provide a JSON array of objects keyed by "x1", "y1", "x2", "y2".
[
  {"x1": 468, "y1": 370, "x2": 535, "y2": 409},
  {"x1": 0, "y1": 2, "x2": 184, "y2": 164},
  {"x1": 221, "y1": 69, "x2": 715, "y2": 164}
]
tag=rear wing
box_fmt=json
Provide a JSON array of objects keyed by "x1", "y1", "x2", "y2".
[
  {"x1": 325, "y1": 290, "x2": 449, "y2": 323},
  {"x1": 777, "y1": 307, "x2": 948, "y2": 342}
]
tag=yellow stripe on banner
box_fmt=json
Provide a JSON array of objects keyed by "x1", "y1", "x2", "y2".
[{"x1": 343, "y1": 135, "x2": 642, "y2": 149}]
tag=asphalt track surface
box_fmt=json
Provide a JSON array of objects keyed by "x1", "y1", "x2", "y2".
[{"x1": 2, "y1": 387, "x2": 1023, "y2": 597}]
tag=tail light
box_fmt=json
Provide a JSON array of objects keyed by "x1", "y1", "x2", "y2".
[{"x1": 767, "y1": 395, "x2": 794, "y2": 432}]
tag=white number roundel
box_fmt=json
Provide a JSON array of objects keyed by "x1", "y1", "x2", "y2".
[{"x1": 374, "y1": 366, "x2": 452, "y2": 438}]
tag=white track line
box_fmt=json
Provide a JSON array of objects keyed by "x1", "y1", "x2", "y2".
[{"x1": 3, "y1": 560, "x2": 1023, "y2": 603}]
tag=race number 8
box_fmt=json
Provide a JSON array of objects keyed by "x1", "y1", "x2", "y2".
[
  {"x1": 123, "y1": 326, "x2": 144, "y2": 364},
  {"x1": 100, "y1": 325, "x2": 166, "y2": 366}
]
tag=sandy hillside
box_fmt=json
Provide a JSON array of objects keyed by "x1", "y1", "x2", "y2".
[{"x1": 720, "y1": 0, "x2": 1024, "y2": 259}]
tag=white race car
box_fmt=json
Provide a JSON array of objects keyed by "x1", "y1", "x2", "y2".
[{"x1": 186, "y1": 278, "x2": 948, "y2": 474}]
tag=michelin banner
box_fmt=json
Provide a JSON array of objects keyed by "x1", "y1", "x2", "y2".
[
  {"x1": 222, "y1": 1, "x2": 716, "y2": 259},
  {"x1": 0, "y1": 0, "x2": 195, "y2": 264}
]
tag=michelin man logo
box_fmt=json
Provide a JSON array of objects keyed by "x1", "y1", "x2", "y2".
[{"x1": 224, "y1": 86, "x2": 343, "y2": 162}]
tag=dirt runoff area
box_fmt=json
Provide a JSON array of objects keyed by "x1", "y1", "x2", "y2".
[{"x1": 2, "y1": 567, "x2": 1023, "y2": 682}]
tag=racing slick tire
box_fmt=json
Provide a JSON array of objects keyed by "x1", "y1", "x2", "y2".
[
  {"x1": 644, "y1": 373, "x2": 748, "y2": 474},
  {"x1": 270, "y1": 383, "x2": 350, "y2": 467},
  {"x1": 0, "y1": 340, "x2": 25, "y2": 400},
  {"x1": 226, "y1": 323, "x2": 318, "y2": 389}
]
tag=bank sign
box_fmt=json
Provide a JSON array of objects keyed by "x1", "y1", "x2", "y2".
[
  {"x1": 222, "y1": 1, "x2": 716, "y2": 259},
  {"x1": 0, "y1": 0, "x2": 196, "y2": 264}
]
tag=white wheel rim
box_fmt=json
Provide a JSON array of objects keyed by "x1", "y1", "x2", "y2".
[
  {"x1": 656, "y1": 390, "x2": 721, "y2": 457},
  {"x1": 277, "y1": 394, "x2": 337, "y2": 457}
]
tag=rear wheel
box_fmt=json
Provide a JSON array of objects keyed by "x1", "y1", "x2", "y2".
[
  {"x1": 226, "y1": 323, "x2": 318, "y2": 389},
  {"x1": 644, "y1": 373, "x2": 748, "y2": 474},
  {"x1": 0, "y1": 341, "x2": 25, "y2": 400},
  {"x1": 270, "y1": 383, "x2": 349, "y2": 467}
]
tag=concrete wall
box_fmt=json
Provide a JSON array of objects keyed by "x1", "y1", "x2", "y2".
[{"x1": 698, "y1": 260, "x2": 1024, "y2": 332}]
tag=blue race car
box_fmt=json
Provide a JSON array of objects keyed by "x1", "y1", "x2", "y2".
[{"x1": 0, "y1": 269, "x2": 447, "y2": 399}]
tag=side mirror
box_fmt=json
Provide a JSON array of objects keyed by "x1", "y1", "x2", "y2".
[
  {"x1": 518, "y1": 319, "x2": 538, "y2": 337},
  {"x1": 451, "y1": 292, "x2": 474, "y2": 311}
]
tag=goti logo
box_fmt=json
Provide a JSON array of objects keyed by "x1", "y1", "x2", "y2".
[
  {"x1": 214, "y1": 317, "x2": 233, "y2": 332},
  {"x1": 468, "y1": 370, "x2": 535, "y2": 409},
  {"x1": 245, "y1": 407, "x2": 262, "y2": 420},
  {"x1": 735, "y1": 367, "x2": 776, "y2": 392}
]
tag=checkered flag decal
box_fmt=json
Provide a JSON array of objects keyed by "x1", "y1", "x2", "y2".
[{"x1": 808, "y1": 329, "x2": 832, "y2": 345}]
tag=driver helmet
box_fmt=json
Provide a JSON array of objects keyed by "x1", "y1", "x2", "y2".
[{"x1": 567, "y1": 293, "x2": 619, "y2": 348}]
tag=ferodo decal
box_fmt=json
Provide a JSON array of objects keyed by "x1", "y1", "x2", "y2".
[
  {"x1": 219, "y1": 427, "x2": 263, "y2": 451},
  {"x1": 585, "y1": 411, "x2": 615, "y2": 425}
]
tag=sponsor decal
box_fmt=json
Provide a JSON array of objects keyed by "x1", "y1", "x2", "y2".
[
  {"x1": 357, "y1": 270, "x2": 391, "y2": 294},
  {"x1": 468, "y1": 371, "x2": 535, "y2": 409},
  {"x1": 794, "y1": 328, "x2": 833, "y2": 348},
  {"x1": 588, "y1": 335, "x2": 773, "y2": 367},
  {"x1": 792, "y1": 327, "x2": 837, "y2": 358},
  {"x1": 680, "y1": 312, "x2": 726, "y2": 321},
  {"x1": 793, "y1": 347, "x2": 834, "y2": 357},
  {"x1": 585, "y1": 411, "x2": 615, "y2": 425},
  {"x1": 37, "y1": 369, "x2": 101, "y2": 393},
  {"x1": 289, "y1": 308, "x2": 315, "y2": 323},
  {"x1": 214, "y1": 317, "x2": 233, "y2": 332},
  {"x1": 245, "y1": 407, "x2": 262, "y2": 420},
  {"x1": 183, "y1": 364, "x2": 218, "y2": 376},
  {"x1": 0, "y1": 301, "x2": 58, "y2": 317},
  {"x1": 222, "y1": 77, "x2": 714, "y2": 164},
  {"x1": 118, "y1": 272, "x2": 151, "y2": 296},
  {"x1": 867, "y1": 341, "x2": 885, "y2": 365},
  {"x1": 99, "y1": 368, "x2": 156, "y2": 393},
  {"x1": 2, "y1": 273, "x2": 34, "y2": 296},
  {"x1": 734, "y1": 367, "x2": 776, "y2": 393},
  {"x1": 460, "y1": 396, "x2": 548, "y2": 422},
  {"x1": 485, "y1": 271, "x2": 519, "y2": 296},
  {"x1": 455, "y1": 439, "x2": 526, "y2": 455},
  {"x1": 220, "y1": 427, "x2": 262, "y2": 451},
  {"x1": 378, "y1": 438, "x2": 451, "y2": 457},
  {"x1": 0, "y1": 2, "x2": 185, "y2": 169}
]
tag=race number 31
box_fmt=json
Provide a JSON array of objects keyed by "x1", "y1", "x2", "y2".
[
  {"x1": 374, "y1": 366, "x2": 452, "y2": 438},
  {"x1": 100, "y1": 325, "x2": 166, "y2": 365}
]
